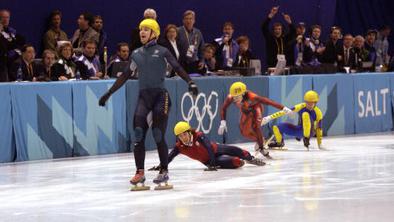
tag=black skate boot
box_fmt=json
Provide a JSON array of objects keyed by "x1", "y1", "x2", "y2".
[
  {"x1": 268, "y1": 140, "x2": 284, "y2": 148},
  {"x1": 257, "y1": 145, "x2": 272, "y2": 159},
  {"x1": 246, "y1": 157, "x2": 266, "y2": 166}
]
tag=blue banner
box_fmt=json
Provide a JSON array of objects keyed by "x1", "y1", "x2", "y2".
[
  {"x1": 312, "y1": 74, "x2": 355, "y2": 135},
  {"x1": 72, "y1": 80, "x2": 128, "y2": 156},
  {"x1": 176, "y1": 77, "x2": 226, "y2": 144},
  {"x1": 353, "y1": 74, "x2": 393, "y2": 133},
  {"x1": 2, "y1": 73, "x2": 394, "y2": 163},
  {"x1": 10, "y1": 82, "x2": 73, "y2": 161},
  {"x1": 388, "y1": 73, "x2": 394, "y2": 129},
  {"x1": 0, "y1": 84, "x2": 14, "y2": 163},
  {"x1": 267, "y1": 75, "x2": 313, "y2": 138}
]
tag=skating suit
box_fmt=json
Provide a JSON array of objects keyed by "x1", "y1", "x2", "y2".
[
  {"x1": 270, "y1": 103, "x2": 323, "y2": 143},
  {"x1": 107, "y1": 40, "x2": 193, "y2": 170},
  {"x1": 169, "y1": 131, "x2": 253, "y2": 169},
  {"x1": 220, "y1": 91, "x2": 284, "y2": 147}
]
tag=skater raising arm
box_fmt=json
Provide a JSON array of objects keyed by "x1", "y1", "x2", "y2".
[
  {"x1": 263, "y1": 90, "x2": 323, "y2": 149},
  {"x1": 163, "y1": 49, "x2": 198, "y2": 94},
  {"x1": 98, "y1": 19, "x2": 199, "y2": 191},
  {"x1": 98, "y1": 60, "x2": 136, "y2": 105}
]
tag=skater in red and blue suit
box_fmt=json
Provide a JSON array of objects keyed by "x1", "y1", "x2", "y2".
[{"x1": 151, "y1": 121, "x2": 265, "y2": 171}]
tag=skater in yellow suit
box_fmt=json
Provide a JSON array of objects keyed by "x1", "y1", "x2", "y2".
[{"x1": 261, "y1": 90, "x2": 323, "y2": 149}]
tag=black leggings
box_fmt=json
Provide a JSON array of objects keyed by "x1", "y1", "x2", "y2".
[
  {"x1": 133, "y1": 88, "x2": 171, "y2": 170},
  {"x1": 214, "y1": 144, "x2": 253, "y2": 169}
]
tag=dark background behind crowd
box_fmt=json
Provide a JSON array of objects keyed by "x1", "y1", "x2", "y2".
[{"x1": 0, "y1": 0, "x2": 393, "y2": 79}]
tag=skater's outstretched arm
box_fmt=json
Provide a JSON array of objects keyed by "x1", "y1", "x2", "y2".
[
  {"x1": 98, "y1": 60, "x2": 136, "y2": 106},
  {"x1": 254, "y1": 95, "x2": 284, "y2": 110},
  {"x1": 314, "y1": 107, "x2": 323, "y2": 147},
  {"x1": 149, "y1": 147, "x2": 179, "y2": 171},
  {"x1": 266, "y1": 103, "x2": 305, "y2": 120},
  {"x1": 197, "y1": 135, "x2": 216, "y2": 167},
  {"x1": 164, "y1": 50, "x2": 198, "y2": 96},
  {"x1": 220, "y1": 96, "x2": 234, "y2": 120},
  {"x1": 168, "y1": 147, "x2": 180, "y2": 164},
  {"x1": 261, "y1": 103, "x2": 305, "y2": 126}
]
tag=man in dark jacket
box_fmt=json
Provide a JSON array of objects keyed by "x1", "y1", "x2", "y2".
[{"x1": 261, "y1": 6, "x2": 296, "y2": 68}]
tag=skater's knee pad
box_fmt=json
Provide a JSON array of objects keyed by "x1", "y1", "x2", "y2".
[
  {"x1": 242, "y1": 150, "x2": 252, "y2": 160},
  {"x1": 232, "y1": 157, "x2": 243, "y2": 168},
  {"x1": 134, "y1": 127, "x2": 144, "y2": 142},
  {"x1": 152, "y1": 128, "x2": 163, "y2": 143},
  {"x1": 273, "y1": 125, "x2": 283, "y2": 143},
  {"x1": 302, "y1": 112, "x2": 311, "y2": 138}
]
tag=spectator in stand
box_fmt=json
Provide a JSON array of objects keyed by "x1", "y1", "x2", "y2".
[
  {"x1": 36, "y1": 49, "x2": 56, "y2": 81},
  {"x1": 304, "y1": 25, "x2": 325, "y2": 66},
  {"x1": 92, "y1": 15, "x2": 108, "y2": 58},
  {"x1": 365, "y1": 29, "x2": 377, "y2": 66},
  {"x1": 177, "y1": 10, "x2": 205, "y2": 74},
  {"x1": 374, "y1": 25, "x2": 391, "y2": 66},
  {"x1": 159, "y1": 24, "x2": 181, "y2": 62},
  {"x1": 9, "y1": 44, "x2": 40, "y2": 81},
  {"x1": 71, "y1": 12, "x2": 99, "y2": 55},
  {"x1": 130, "y1": 8, "x2": 157, "y2": 52},
  {"x1": 293, "y1": 22, "x2": 308, "y2": 67},
  {"x1": 108, "y1": 42, "x2": 130, "y2": 78},
  {"x1": 234, "y1": 36, "x2": 256, "y2": 68},
  {"x1": 158, "y1": 24, "x2": 182, "y2": 77},
  {"x1": 51, "y1": 42, "x2": 76, "y2": 81},
  {"x1": 43, "y1": 10, "x2": 68, "y2": 53},
  {"x1": 296, "y1": 22, "x2": 306, "y2": 36},
  {"x1": 75, "y1": 39, "x2": 103, "y2": 80},
  {"x1": 319, "y1": 26, "x2": 342, "y2": 72},
  {"x1": 337, "y1": 34, "x2": 355, "y2": 72},
  {"x1": 353, "y1": 35, "x2": 371, "y2": 71},
  {"x1": 0, "y1": 9, "x2": 26, "y2": 70},
  {"x1": 214, "y1": 22, "x2": 239, "y2": 69},
  {"x1": 201, "y1": 43, "x2": 217, "y2": 74},
  {"x1": 261, "y1": 6, "x2": 296, "y2": 68}
]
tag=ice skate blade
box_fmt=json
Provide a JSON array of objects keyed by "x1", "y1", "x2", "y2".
[
  {"x1": 130, "y1": 185, "x2": 150, "y2": 191},
  {"x1": 154, "y1": 183, "x2": 173, "y2": 190},
  {"x1": 268, "y1": 146, "x2": 288, "y2": 151}
]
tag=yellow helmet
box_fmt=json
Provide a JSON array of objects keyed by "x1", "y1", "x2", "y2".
[
  {"x1": 139, "y1": 18, "x2": 160, "y2": 37},
  {"x1": 174, "y1": 121, "x2": 191, "y2": 136},
  {"x1": 304, "y1": 90, "x2": 319, "y2": 103},
  {"x1": 229, "y1": 82, "x2": 247, "y2": 97}
]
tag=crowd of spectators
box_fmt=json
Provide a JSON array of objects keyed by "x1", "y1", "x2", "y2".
[{"x1": 0, "y1": 6, "x2": 393, "y2": 82}]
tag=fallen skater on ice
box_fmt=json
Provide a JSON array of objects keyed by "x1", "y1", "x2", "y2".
[{"x1": 149, "y1": 121, "x2": 266, "y2": 172}]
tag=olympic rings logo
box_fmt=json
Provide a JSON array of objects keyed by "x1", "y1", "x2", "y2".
[{"x1": 181, "y1": 91, "x2": 219, "y2": 133}]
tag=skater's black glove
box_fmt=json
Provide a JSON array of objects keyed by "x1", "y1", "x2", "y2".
[
  {"x1": 99, "y1": 91, "x2": 112, "y2": 106},
  {"x1": 204, "y1": 165, "x2": 217, "y2": 171},
  {"x1": 188, "y1": 81, "x2": 198, "y2": 97},
  {"x1": 148, "y1": 165, "x2": 162, "y2": 171},
  {"x1": 303, "y1": 137, "x2": 310, "y2": 148}
]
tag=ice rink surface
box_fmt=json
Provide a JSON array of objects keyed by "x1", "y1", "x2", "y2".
[{"x1": 1, "y1": 133, "x2": 394, "y2": 222}]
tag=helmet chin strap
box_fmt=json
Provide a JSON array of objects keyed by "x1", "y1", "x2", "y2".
[
  {"x1": 148, "y1": 30, "x2": 157, "y2": 42},
  {"x1": 180, "y1": 132, "x2": 193, "y2": 147}
]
